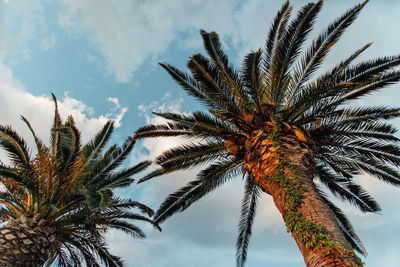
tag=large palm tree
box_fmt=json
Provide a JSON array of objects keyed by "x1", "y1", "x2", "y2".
[
  {"x1": 0, "y1": 94, "x2": 160, "y2": 266},
  {"x1": 135, "y1": 1, "x2": 400, "y2": 266}
]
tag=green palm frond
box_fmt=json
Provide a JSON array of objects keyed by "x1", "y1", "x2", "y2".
[
  {"x1": 81, "y1": 121, "x2": 114, "y2": 161},
  {"x1": 236, "y1": 175, "x2": 261, "y2": 267},
  {"x1": 187, "y1": 54, "x2": 242, "y2": 116},
  {"x1": 92, "y1": 161, "x2": 151, "y2": 191},
  {"x1": 153, "y1": 159, "x2": 242, "y2": 224},
  {"x1": 20, "y1": 115, "x2": 47, "y2": 155},
  {"x1": 0, "y1": 164, "x2": 39, "y2": 196},
  {"x1": 156, "y1": 141, "x2": 227, "y2": 170},
  {"x1": 110, "y1": 198, "x2": 155, "y2": 217},
  {"x1": 270, "y1": 1, "x2": 322, "y2": 107},
  {"x1": 242, "y1": 49, "x2": 263, "y2": 113},
  {"x1": 286, "y1": 0, "x2": 368, "y2": 108},
  {"x1": 315, "y1": 164, "x2": 380, "y2": 212},
  {"x1": 153, "y1": 111, "x2": 236, "y2": 139},
  {"x1": 135, "y1": 122, "x2": 194, "y2": 139},
  {"x1": 319, "y1": 191, "x2": 366, "y2": 255},
  {"x1": 0, "y1": 125, "x2": 32, "y2": 173},
  {"x1": 263, "y1": 0, "x2": 291, "y2": 76}
]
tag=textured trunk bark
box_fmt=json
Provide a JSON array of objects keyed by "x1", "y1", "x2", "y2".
[
  {"x1": 245, "y1": 128, "x2": 360, "y2": 267},
  {"x1": 0, "y1": 214, "x2": 55, "y2": 266}
]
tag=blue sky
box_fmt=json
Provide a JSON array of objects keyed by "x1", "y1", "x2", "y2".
[{"x1": 1, "y1": 0, "x2": 400, "y2": 266}]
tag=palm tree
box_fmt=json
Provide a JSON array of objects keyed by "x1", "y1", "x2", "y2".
[
  {"x1": 135, "y1": 1, "x2": 400, "y2": 266},
  {"x1": 0, "y1": 94, "x2": 160, "y2": 266}
]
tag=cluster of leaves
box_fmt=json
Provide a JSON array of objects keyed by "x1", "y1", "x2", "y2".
[
  {"x1": 268, "y1": 121, "x2": 363, "y2": 266},
  {"x1": 0, "y1": 94, "x2": 159, "y2": 266}
]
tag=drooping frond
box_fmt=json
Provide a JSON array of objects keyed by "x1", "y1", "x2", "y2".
[
  {"x1": 0, "y1": 125, "x2": 32, "y2": 172},
  {"x1": 236, "y1": 175, "x2": 261, "y2": 267},
  {"x1": 101, "y1": 210, "x2": 161, "y2": 232},
  {"x1": 0, "y1": 164, "x2": 39, "y2": 196},
  {"x1": 315, "y1": 164, "x2": 380, "y2": 212},
  {"x1": 137, "y1": 141, "x2": 231, "y2": 184},
  {"x1": 153, "y1": 159, "x2": 242, "y2": 224},
  {"x1": 105, "y1": 198, "x2": 155, "y2": 217},
  {"x1": 53, "y1": 125, "x2": 82, "y2": 177},
  {"x1": 319, "y1": 191, "x2": 366, "y2": 255}
]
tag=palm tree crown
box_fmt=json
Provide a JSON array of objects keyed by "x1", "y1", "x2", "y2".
[
  {"x1": 136, "y1": 0, "x2": 400, "y2": 266},
  {"x1": 0, "y1": 94, "x2": 159, "y2": 266}
]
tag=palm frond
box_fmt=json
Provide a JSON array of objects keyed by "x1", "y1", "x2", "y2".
[
  {"x1": 242, "y1": 49, "x2": 263, "y2": 113},
  {"x1": 135, "y1": 123, "x2": 194, "y2": 139},
  {"x1": 319, "y1": 191, "x2": 366, "y2": 255},
  {"x1": 263, "y1": 0, "x2": 291, "y2": 75},
  {"x1": 316, "y1": 164, "x2": 380, "y2": 212},
  {"x1": 156, "y1": 141, "x2": 227, "y2": 171},
  {"x1": 91, "y1": 160, "x2": 151, "y2": 191},
  {"x1": 187, "y1": 53, "x2": 242, "y2": 118},
  {"x1": 20, "y1": 115, "x2": 47, "y2": 155},
  {"x1": 236, "y1": 174, "x2": 261, "y2": 267},
  {"x1": 270, "y1": 1, "x2": 322, "y2": 107},
  {"x1": 285, "y1": 0, "x2": 368, "y2": 108},
  {"x1": 153, "y1": 159, "x2": 241, "y2": 224},
  {"x1": 50, "y1": 93, "x2": 62, "y2": 155},
  {"x1": 0, "y1": 125, "x2": 32, "y2": 172},
  {"x1": 201, "y1": 30, "x2": 249, "y2": 106},
  {"x1": 82, "y1": 121, "x2": 114, "y2": 161},
  {"x1": 154, "y1": 111, "x2": 236, "y2": 139}
]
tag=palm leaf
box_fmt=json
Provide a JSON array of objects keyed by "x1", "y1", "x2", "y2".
[
  {"x1": 236, "y1": 174, "x2": 261, "y2": 267},
  {"x1": 153, "y1": 159, "x2": 241, "y2": 223}
]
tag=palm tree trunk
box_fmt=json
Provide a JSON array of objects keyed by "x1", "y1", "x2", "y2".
[
  {"x1": 245, "y1": 129, "x2": 361, "y2": 267},
  {"x1": 0, "y1": 214, "x2": 55, "y2": 266}
]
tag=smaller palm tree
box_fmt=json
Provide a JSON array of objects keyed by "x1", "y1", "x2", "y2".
[{"x1": 0, "y1": 94, "x2": 159, "y2": 266}]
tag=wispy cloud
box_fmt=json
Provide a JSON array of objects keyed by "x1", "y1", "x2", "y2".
[
  {"x1": 57, "y1": 0, "x2": 239, "y2": 82},
  {"x1": 40, "y1": 33, "x2": 56, "y2": 51}
]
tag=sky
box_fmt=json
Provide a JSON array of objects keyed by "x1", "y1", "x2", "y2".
[{"x1": 0, "y1": 0, "x2": 400, "y2": 266}]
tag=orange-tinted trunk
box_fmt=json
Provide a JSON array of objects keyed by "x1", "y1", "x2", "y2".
[{"x1": 245, "y1": 129, "x2": 361, "y2": 267}]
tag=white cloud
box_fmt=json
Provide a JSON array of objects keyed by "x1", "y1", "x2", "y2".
[
  {"x1": 40, "y1": 33, "x2": 56, "y2": 51},
  {"x1": 0, "y1": 63, "x2": 127, "y2": 147},
  {"x1": 0, "y1": 0, "x2": 44, "y2": 60},
  {"x1": 57, "y1": 0, "x2": 238, "y2": 82},
  {"x1": 107, "y1": 97, "x2": 120, "y2": 109},
  {"x1": 57, "y1": 0, "x2": 400, "y2": 89}
]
